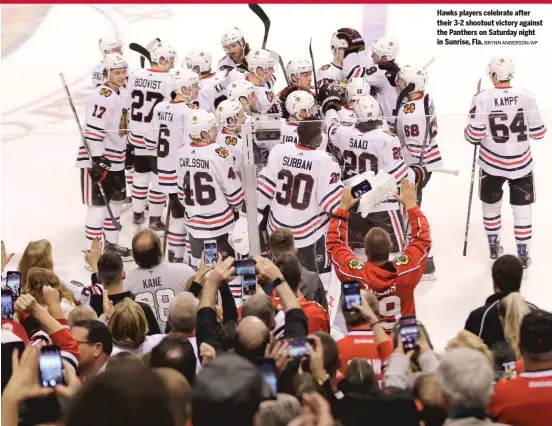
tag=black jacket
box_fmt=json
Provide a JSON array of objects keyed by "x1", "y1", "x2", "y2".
[{"x1": 464, "y1": 292, "x2": 537, "y2": 348}]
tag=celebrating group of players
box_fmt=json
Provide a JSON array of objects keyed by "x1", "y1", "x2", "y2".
[{"x1": 77, "y1": 24, "x2": 546, "y2": 282}]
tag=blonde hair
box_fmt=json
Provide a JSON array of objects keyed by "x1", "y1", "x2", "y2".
[
  {"x1": 108, "y1": 298, "x2": 148, "y2": 350},
  {"x1": 446, "y1": 331, "x2": 494, "y2": 368},
  {"x1": 18, "y1": 240, "x2": 54, "y2": 285},
  {"x1": 68, "y1": 305, "x2": 98, "y2": 327},
  {"x1": 25, "y1": 267, "x2": 75, "y2": 305},
  {"x1": 498, "y1": 293, "x2": 530, "y2": 360}
]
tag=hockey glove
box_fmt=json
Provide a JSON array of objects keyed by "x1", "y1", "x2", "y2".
[
  {"x1": 89, "y1": 156, "x2": 111, "y2": 184},
  {"x1": 410, "y1": 164, "x2": 427, "y2": 186},
  {"x1": 335, "y1": 28, "x2": 365, "y2": 58},
  {"x1": 378, "y1": 60, "x2": 400, "y2": 87},
  {"x1": 464, "y1": 128, "x2": 481, "y2": 145},
  {"x1": 318, "y1": 83, "x2": 344, "y2": 114}
]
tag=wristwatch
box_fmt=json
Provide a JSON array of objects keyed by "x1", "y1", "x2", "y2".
[{"x1": 271, "y1": 277, "x2": 286, "y2": 287}]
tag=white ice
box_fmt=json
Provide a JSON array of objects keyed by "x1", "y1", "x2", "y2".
[{"x1": 2, "y1": 4, "x2": 551, "y2": 349}]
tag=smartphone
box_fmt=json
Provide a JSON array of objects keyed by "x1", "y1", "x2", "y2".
[
  {"x1": 1, "y1": 289, "x2": 14, "y2": 320},
  {"x1": 285, "y1": 338, "x2": 316, "y2": 359},
  {"x1": 234, "y1": 258, "x2": 256, "y2": 276},
  {"x1": 399, "y1": 316, "x2": 419, "y2": 351},
  {"x1": 242, "y1": 274, "x2": 257, "y2": 296},
  {"x1": 39, "y1": 345, "x2": 65, "y2": 388},
  {"x1": 254, "y1": 358, "x2": 278, "y2": 396},
  {"x1": 343, "y1": 281, "x2": 362, "y2": 311},
  {"x1": 203, "y1": 240, "x2": 217, "y2": 266},
  {"x1": 351, "y1": 179, "x2": 373, "y2": 198},
  {"x1": 6, "y1": 271, "x2": 21, "y2": 298}
]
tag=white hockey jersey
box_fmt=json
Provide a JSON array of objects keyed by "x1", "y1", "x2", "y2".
[
  {"x1": 326, "y1": 109, "x2": 407, "y2": 212},
  {"x1": 92, "y1": 61, "x2": 105, "y2": 88},
  {"x1": 227, "y1": 69, "x2": 278, "y2": 114},
  {"x1": 127, "y1": 68, "x2": 173, "y2": 154},
  {"x1": 257, "y1": 143, "x2": 344, "y2": 248},
  {"x1": 198, "y1": 71, "x2": 229, "y2": 113},
  {"x1": 144, "y1": 100, "x2": 197, "y2": 194},
  {"x1": 216, "y1": 128, "x2": 244, "y2": 174},
  {"x1": 337, "y1": 104, "x2": 389, "y2": 130},
  {"x1": 124, "y1": 262, "x2": 195, "y2": 332},
  {"x1": 177, "y1": 142, "x2": 245, "y2": 238},
  {"x1": 465, "y1": 86, "x2": 546, "y2": 180},
  {"x1": 217, "y1": 54, "x2": 239, "y2": 71},
  {"x1": 342, "y1": 53, "x2": 399, "y2": 125},
  {"x1": 279, "y1": 120, "x2": 329, "y2": 152},
  {"x1": 75, "y1": 84, "x2": 129, "y2": 171},
  {"x1": 316, "y1": 62, "x2": 343, "y2": 82},
  {"x1": 396, "y1": 93, "x2": 443, "y2": 172}
]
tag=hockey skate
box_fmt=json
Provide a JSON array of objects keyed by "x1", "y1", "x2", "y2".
[
  {"x1": 133, "y1": 212, "x2": 146, "y2": 227},
  {"x1": 121, "y1": 196, "x2": 132, "y2": 213},
  {"x1": 517, "y1": 244, "x2": 531, "y2": 269},
  {"x1": 149, "y1": 216, "x2": 166, "y2": 234},
  {"x1": 488, "y1": 235, "x2": 503, "y2": 260},
  {"x1": 104, "y1": 241, "x2": 133, "y2": 262},
  {"x1": 421, "y1": 256, "x2": 437, "y2": 281}
]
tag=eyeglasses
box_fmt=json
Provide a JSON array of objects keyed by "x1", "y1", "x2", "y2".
[{"x1": 76, "y1": 340, "x2": 94, "y2": 345}]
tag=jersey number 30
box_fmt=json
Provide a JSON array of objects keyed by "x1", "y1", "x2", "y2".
[{"x1": 276, "y1": 170, "x2": 314, "y2": 211}]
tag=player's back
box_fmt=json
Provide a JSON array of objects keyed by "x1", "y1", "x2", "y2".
[
  {"x1": 177, "y1": 142, "x2": 244, "y2": 238},
  {"x1": 280, "y1": 121, "x2": 298, "y2": 144},
  {"x1": 258, "y1": 143, "x2": 343, "y2": 248},
  {"x1": 92, "y1": 61, "x2": 105, "y2": 88},
  {"x1": 199, "y1": 71, "x2": 229, "y2": 113},
  {"x1": 125, "y1": 262, "x2": 195, "y2": 331},
  {"x1": 127, "y1": 68, "x2": 172, "y2": 150},
  {"x1": 467, "y1": 86, "x2": 546, "y2": 179}
]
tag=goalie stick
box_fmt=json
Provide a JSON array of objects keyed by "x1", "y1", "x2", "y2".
[
  {"x1": 59, "y1": 73, "x2": 122, "y2": 231},
  {"x1": 463, "y1": 78, "x2": 482, "y2": 256}
]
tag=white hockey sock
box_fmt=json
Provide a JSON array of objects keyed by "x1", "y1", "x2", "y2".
[
  {"x1": 84, "y1": 206, "x2": 105, "y2": 250},
  {"x1": 103, "y1": 201, "x2": 123, "y2": 245},
  {"x1": 167, "y1": 217, "x2": 187, "y2": 258},
  {"x1": 132, "y1": 171, "x2": 150, "y2": 214},
  {"x1": 148, "y1": 189, "x2": 167, "y2": 218},
  {"x1": 482, "y1": 201, "x2": 502, "y2": 245},
  {"x1": 125, "y1": 168, "x2": 134, "y2": 195},
  {"x1": 512, "y1": 204, "x2": 532, "y2": 252}
]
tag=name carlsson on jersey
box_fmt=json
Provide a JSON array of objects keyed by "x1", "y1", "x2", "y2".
[{"x1": 180, "y1": 157, "x2": 211, "y2": 168}]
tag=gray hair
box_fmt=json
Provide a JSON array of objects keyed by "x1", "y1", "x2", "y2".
[
  {"x1": 68, "y1": 305, "x2": 98, "y2": 328},
  {"x1": 255, "y1": 393, "x2": 301, "y2": 426},
  {"x1": 436, "y1": 348, "x2": 494, "y2": 410},
  {"x1": 168, "y1": 292, "x2": 199, "y2": 334}
]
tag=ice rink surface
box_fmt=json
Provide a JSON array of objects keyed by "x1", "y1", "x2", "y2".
[{"x1": 2, "y1": 4, "x2": 551, "y2": 349}]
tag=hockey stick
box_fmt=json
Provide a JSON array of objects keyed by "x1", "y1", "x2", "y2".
[
  {"x1": 309, "y1": 38, "x2": 319, "y2": 99},
  {"x1": 424, "y1": 56, "x2": 436, "y2": 69},
  {"x1": 248, "y1": 4, "x2": 270, "y2": 49},
  {"x1": 162, "y1": 203, "x2": 171, "y2": 256},
  {"x1": 129, "y1": 38, "x2": 160, "y2": 68},
  {"x1": 436, "y1": 168, "x2": 459, "y2": 176},
  {"x1": 462, "y1": 78, "x2": 482, "y2": 256},
  {"x1": 60, "y1": 73, "x2": 122, "y2": 231}
]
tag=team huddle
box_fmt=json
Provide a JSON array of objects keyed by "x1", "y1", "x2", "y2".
[{"x1": 77, "y1": 26, "x2": 546, "y2": 287}]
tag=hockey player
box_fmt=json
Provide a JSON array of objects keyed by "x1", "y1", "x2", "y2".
[
  {"x1": 218, "y1": 27, "x2": 250, "y2": 72},
  {"x1": 395, "y1": 65, "x2": 441, "y2": 279},
  {"x1": 257, "y1": 119, "x2": 344, "y2": 274},
  {"x1": 76, "y1": 53, "x2": 132, "y2": 262},
  {"x1": 465, "y1": 56, "x2": 546, "y2": 267},
  {"x1": 280, "y1": 90, "x2": 317, "y2": 145},
  {"x1": 177, "y1": 109, "x2": 245, "y2": 264},
  {"x1": 227, "y1": 49, "x2": 278, "y2": 114},
  {"x1": 342, "y1": 37, "x2": 401, "y2": 128},
  {"x1": 322, "y1": 89, "x2": 408, "y2": 258},
  {"x1": 93, "y1": 35, "x2": 123, "y2": 88},
  {"x1": 226, "y1": 80, "x2": 259, "y2": 113},
  {"x1": 286, "y1": 59, "x2": 313, "y2": 91},
  {"x1": 144, "y1": 68, "x2": 201, "y2": 263},
  {"x1": 183, "y1": 50, "x2": 229, "y2": 113},
  {"x1": 127, "y1": 42, "x2": 176, "y2": 231},
  {"x1": 317, "y1": 28, "x2": 365, "y2": 83},
  {"x1": 215, "y1": 99, "x2": 247, "y2": 174}
]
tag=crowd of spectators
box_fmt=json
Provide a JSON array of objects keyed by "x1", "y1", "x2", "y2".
[{"x1": 1, "y1": 182, "x2": 551, "y2": 426}]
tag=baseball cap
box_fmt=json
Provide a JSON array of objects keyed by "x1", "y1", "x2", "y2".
[{"x1": 520, "y1": 310, "x2": 552, "y2": 354}]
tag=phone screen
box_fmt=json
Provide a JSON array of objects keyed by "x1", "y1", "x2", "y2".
[
  {"x1": 343, "y1": 281, "x2": 361, "y2": 311},
  {"x1": 39, "y1": 346, "x2": 64, "y2": 388},
  {"x1": 203, "y1": 241, "x2": 217, "y2": 265},
  {"x1": 242, "y1": 274, "x2": 257, "y2": 296},
  {"x1": 286, "y1": 338, "x2": 315, "y2": 359},
  {"x1": 351, "y1": 179, "x2": 373, "y2": 198},
  {"x1": 257, "y1": 359, "x2": 278, "y2": 396},
  {"x1": 399, "y1": 316, "x2": 419, "y2": 351},
  {"x1": 6, "y1": 271, "x2": 21, "y2": 298},
  {"x1": 234, "y1": 259, "x2": 256, "y2": 276},
  {"x1": 1, "y1": 290, "x2": 14, "y2": 320}
]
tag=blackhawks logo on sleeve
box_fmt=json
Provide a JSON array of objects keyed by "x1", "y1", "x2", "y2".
[
  {"x1": 266, "y1": 91, "x2": 275, "y2": 102},
  {"x1": 394, "y1": 255, "x2": 410, "y2": 266},
  {"x1": 215, "y1": 146, "x2": 230, "y2": 158},
  {"x1": 348, "y1": 258, "x2": 364, "y2": 270},
  {"x1": 319, "y1": 64, "x2": 331, "y2": 71},
  {"x1": 403, "y1": 103, "x2": 415, "y2": 114},
  {"x1": 99, "y1": 87, "x2": 112, "y2": 97},
  {"x1": 225, "y1": 136, "x2": 238, "y2": 146},
  {"x1": 384, "y1": 129, "x2": 396, "y2": 137},
  {"x1": 119, "y1": 108, "x2": 128, "y2": 137}
]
